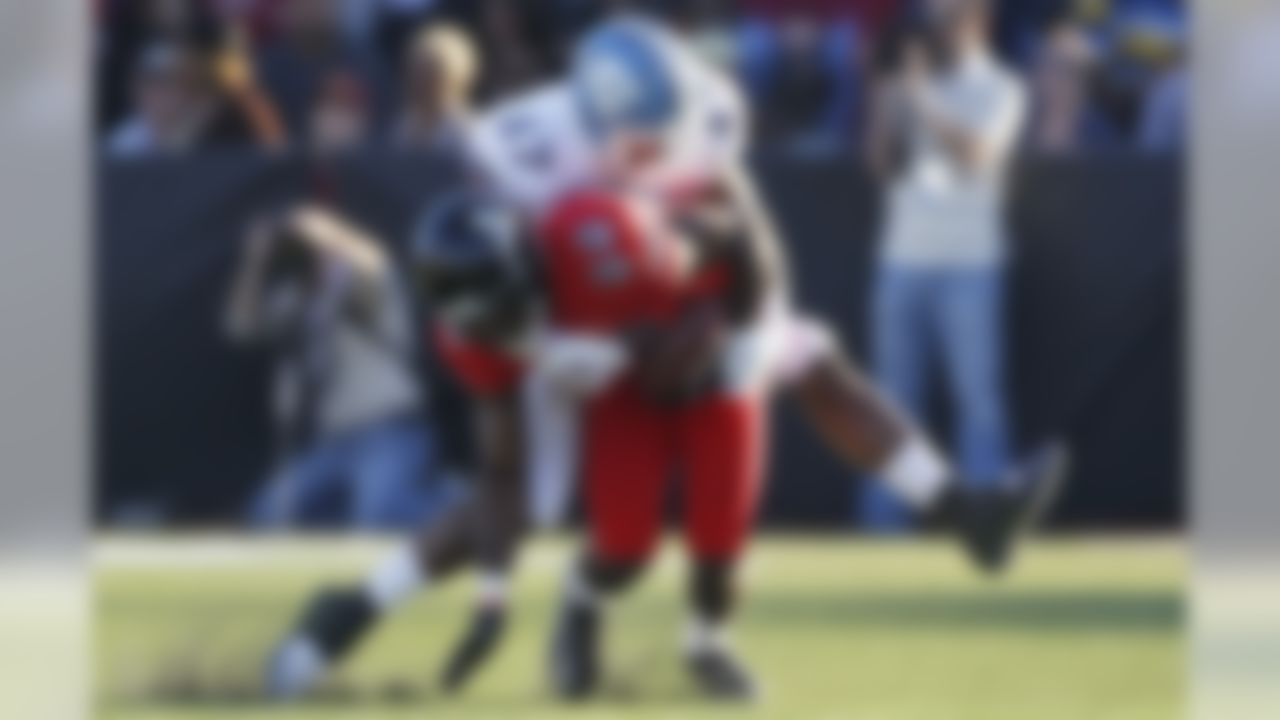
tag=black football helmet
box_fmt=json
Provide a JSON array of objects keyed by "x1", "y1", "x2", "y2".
[{"x1": 409, "y1": 191, "x2": 538, "y2": 343}]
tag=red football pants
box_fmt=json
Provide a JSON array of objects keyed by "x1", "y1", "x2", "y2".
[{"x1": 582, "y1": 381, "x2": 767, "y2": 564}]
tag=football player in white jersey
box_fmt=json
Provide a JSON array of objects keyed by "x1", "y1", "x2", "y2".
[{"x1": 265, "y1": 15, "x2": 1065, "y2": 702}]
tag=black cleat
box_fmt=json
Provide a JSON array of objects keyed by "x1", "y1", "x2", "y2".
[
  {"x1": 264, "y1": 586, "x2": 377, "y2": 700},
  {"x1": 549, "y1": 601, "x2": 601, "y2": 700},
  {"x1": 939, "y1": 441, "x2": 1069, "y2": 574},
  {"x1": 439, "y1": 606, "x2": 507, "y2": 694},
  {"x1": 686, "y1": 646, "x2": 760, "y2": 702}
]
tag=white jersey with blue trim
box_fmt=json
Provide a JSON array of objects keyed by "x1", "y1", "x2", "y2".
[
  {"x1": 641, "y1": 58, "x2": 750, "y2": 197},
  {"x1": 462, "y1": 69, "x2": 752, "y2": 530},
  {"x1": 464, "y1": 72, "x2": 748, "y2": 215},
  {"x1": 464, "y1": 83, "x2": 598, "y2": 215}
]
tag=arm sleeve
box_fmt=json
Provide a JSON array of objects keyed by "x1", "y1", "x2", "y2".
[{"x1": 433, "y1": 325, "x2": 525, "y2": 397}]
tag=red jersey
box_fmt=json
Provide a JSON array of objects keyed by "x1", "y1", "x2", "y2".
[
  {"x1": 433, "y1": 324, "x2": 525, "y2": 396},
  {"x1": 536, "y1": 189, "x2": 693, "y2": 331},
  {"x1": 434, "y1": 189, "x2": 725, "y2": 396}
]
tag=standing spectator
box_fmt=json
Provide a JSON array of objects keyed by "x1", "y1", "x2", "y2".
[
  {"x1": 97, "y1": 0, "x2": 203, "y2": 130},
  {"x1": 107, "y1": 41, "x2": 213, "y2": 156},
  {"x1": 1027, "y1": 18, "x2": 1120, "y2": 152},
  {"x1": 224, "y1": 205, "x2": 436, "y2": 529},
  {"x1": 97, "y1": 0, "x2": 287, "y2": 142},
  {"x1": 861, "y1": 0, "x2": 1027, "y2": 529},
  {"x1": 107, "y1": 36, "x2": 286, "y2": 156},
  {"x1": 391, "y1": 23, "x2": 477, "y2": 151},
  {"x1": 254, "y1": 0, "x2": 391, "y2": 138}
]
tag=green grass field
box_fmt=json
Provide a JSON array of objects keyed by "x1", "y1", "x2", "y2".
[{"x1": 95, "y1": 535, "x2": 1184, "y2": 720}]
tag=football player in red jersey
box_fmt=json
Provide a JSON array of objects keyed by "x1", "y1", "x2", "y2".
[
  {"x1": 416, "y1": 181, "x2": 776, "y2": 698},
  {"x1": 535, "y1": 185, "x2": 777, "y2": 699},
  {"x1": 410, "y1": 173, "x2": 782, "y2": 698}
]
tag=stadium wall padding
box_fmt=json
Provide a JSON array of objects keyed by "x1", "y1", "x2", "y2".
[{"x1": 97, "y1": 152, "x2": 1183, "y2": 528}]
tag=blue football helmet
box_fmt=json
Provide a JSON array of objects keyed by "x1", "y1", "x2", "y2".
[{"x1": 569, "y1": 16, "x2": 698, "y2": 139}]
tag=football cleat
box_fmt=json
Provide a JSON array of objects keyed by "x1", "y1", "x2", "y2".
[
  {"x1": 686, "y1": 646, "x2": 760, "y2": 702},
  {"x1": 939, "y1": 441, "x2": 1069, "y2": 574},
  {"x1": 263, "y1": 586, "x2": 377, "y2": 700},
  {"x1": 439, "y1": 605, "x2": 507, "y2": 694},
  {"x1": 549, "y1": 600, "x2": 602, "y2": 700}
]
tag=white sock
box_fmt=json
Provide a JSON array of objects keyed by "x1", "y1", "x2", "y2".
[
  {"x1": 684, "y1": 616, "x2": 730, "y2": 656},
  {"x1": 881, "y1": 435, "x2": 951, "y2": 509},
  {"x1": 364, "y1": 544, "x2": 427, "y2": 612},
  {"x1": 476, "y1": 570, "x2": 511, "y2": 610},
  {"x1": 563, "y1": 560, "x2": 600, "y2": 609}
]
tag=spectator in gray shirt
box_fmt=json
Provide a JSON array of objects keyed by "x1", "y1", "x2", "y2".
[{"x1": 861, "y1": 0, "x2": 1026, "y2": 530}]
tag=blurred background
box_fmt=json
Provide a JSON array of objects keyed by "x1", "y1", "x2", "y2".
[{"x1": 94, "y1": 0, "x2": 1184, "y2": 534}]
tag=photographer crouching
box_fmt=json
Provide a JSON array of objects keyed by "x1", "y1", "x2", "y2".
[{"x1": 224, "y1": 205, "x2": 436, "y2": 530}]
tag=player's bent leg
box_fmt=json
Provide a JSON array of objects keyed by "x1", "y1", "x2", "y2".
[
  {"x1": 438, "y1": 379, "x2": 589, "y2": 696},
  {"x1": 680, "y1": 392, "x2": 767, "y2": 558},
  {"x1": 438, "y1": 570, "x2": 510, "y2": 694},
  {"x1": 551, "y1": 552, "x2": 650, "y2": 699},
  {"x1": 265, "y1": 547, "x2": 420, "y2": 700},
  {"x1": 521, "y1": 369, "x2": 584, "y2": 532},
  {"x1": 678, "y1": 392, "x2": 767, "y2": 702},
  {"x1": 581, "y1": 381, "x2": 670, "y2": 566},
  {"x1": 435, "y1": 476, "x2": 531, "y2": 694},
  {"x1": 787, "y1": 348, "x2": 912, "y2": 472},
  {"x1": 773, "y1": 314, "x2": 951, "y2": 510},
  {"x1": 783, "y1": 334, "x2": 1068, "y2": 574},
  {"x1": 264, "y1": 498, "x2": 482, "y2": 699},
  {"x1": 682, "y1": 558, "x2": 761, "y2": 702},
  {"x1": 551, "y1": 383, "x2": 669, "y2": 699}
]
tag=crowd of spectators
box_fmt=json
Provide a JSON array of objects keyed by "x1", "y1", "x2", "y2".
[{"x1": 95, "y1": 0, "x2": 1187, "y2": 158}]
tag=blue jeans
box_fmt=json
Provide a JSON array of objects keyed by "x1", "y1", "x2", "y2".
[
  {"x1": 859, "y1": 264, "x2": 1012, "y2": 531},
  {"x1": 251, "y1": 415, "x2": 438, "y2": 530}
]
